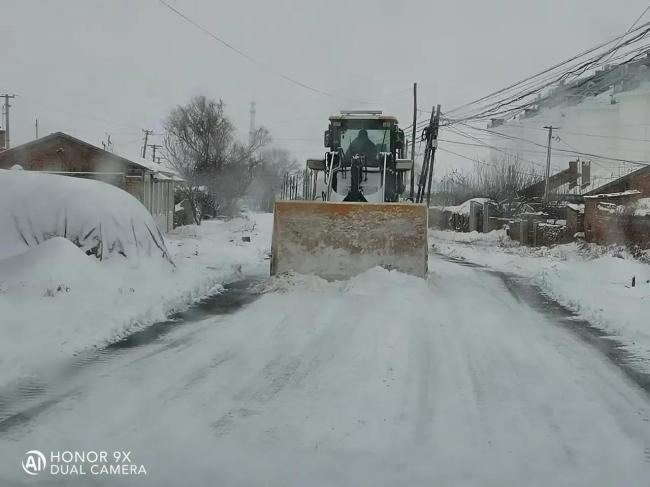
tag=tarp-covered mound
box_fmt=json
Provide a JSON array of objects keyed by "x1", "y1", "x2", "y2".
[{"x1": 0, "y1": 169, "x2": 171, "y2": 262}]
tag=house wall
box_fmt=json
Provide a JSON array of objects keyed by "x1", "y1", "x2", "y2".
[
  {"x1": 584, "y1": 194, "x2": 641, "y2": 242},
  {"x1": 0, "y1": 136, "x2": 139, "y2": 181},
  {"x1": 148, "y1": 178, "x2": 175, "y2": 233},
  {"x1": 587, "y1": 212, "x2": 650, "y2": 247},
  {"x1": 592, "y1": 170, "x2": 650, "y2": 198}
]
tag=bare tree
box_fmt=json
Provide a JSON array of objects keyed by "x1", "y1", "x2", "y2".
[
  {"x1": 163, "y1": 96, "x2": 269, "y2": 223},
  {"x1": 246, "y1": 148, "x2": 300, "y2": 212},
  {"x1": 435, "y1": 156, "x2": 541, "y2": 207}
]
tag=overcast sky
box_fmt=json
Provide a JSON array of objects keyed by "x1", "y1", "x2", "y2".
[{"x1": 3, "y1": 0, "x2": 649, "y2": 172}]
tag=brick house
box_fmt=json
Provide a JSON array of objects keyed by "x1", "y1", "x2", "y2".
[
  {"x1": 583, "y1": 190, "x2": 649, "y2": 246},
  {"x1": 0, "y1": 132, "x2": 181, "y2": 232},
  {"x1": 584, "y1": 164, "x2": 650, "y2": 199},
  {"x1": 581, "y1": 165, "x2": 650, "y2": 247}
]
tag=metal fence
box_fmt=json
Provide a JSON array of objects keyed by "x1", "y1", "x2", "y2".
[{"x1": 279, "y1": 169, "x2": 317, "y2": 201}]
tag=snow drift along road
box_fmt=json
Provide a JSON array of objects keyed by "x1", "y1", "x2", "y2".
[{"x1": 0, "y1": 197, "x2": 272, "y2": 389}]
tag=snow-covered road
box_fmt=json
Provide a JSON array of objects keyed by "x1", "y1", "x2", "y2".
[{"x1": 2, "y1": 257, "x2": 650, "y2": 486}]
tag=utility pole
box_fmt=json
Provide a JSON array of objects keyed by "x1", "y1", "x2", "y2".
[
  {"x1": 142, "y1": 129, "x2": 154, "y2": 158},
  {"x1": 543, "y1": 125, "x2": 559, "y2": 202},
  {"x1": 416, "y1": 104, "x2": 441, "y2": 206},
  {"x1": 410, "y1": 82, "x2": 417, "y2": 199},
  {"x1": 425, "y1": 105, "x2": 441, "y2": 206},
  {"x1": 149, "y1": 144, "x2": 162, "y2": 162},
  {"x1": 35, "y1": 119, "x2": 39, "y2": 139},
  {"x1": 2, "y1": 94, "x2": 17, "y2": 149}
]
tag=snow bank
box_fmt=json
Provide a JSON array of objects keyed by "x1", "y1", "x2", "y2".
[
  {"x1": 430, "y1": 229, "x2": 650, "y2": 369},
  {"x1": 0, "y1": 237, "x2": 100, "y2": 294},
  {"x1": 0, "y1": 169, "x2": 169, "y2": 262},
  {"x1": 431, "y1": 228, "x2": 508, "y2": 245},
  {"x1": 0, "y1": 210, "x2": 273, "y2": 388}
]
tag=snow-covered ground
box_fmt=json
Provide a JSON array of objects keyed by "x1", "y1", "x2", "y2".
[
  {"x1": 430, "y1": 229, "x2": 650, "y2": 370},
  {"x1": 2, "y1": 174, "x2": 650, "y2": 485},
  {"x1": 0, "y1": 207, "x2": 272, "y2": 389},
  {"x1": 1, "y1": 258, "x2": 649, "y2": 486}
]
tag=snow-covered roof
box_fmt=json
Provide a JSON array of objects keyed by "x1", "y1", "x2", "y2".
[
  {"x1": 117, "y1": 152, "x2": 184, "y2": 181},
  {"x1": 153, "y1": 172, "x2": 172, "y2": 181},
  {"x1": 583, "y1": 189, "x2": 641, "y2": 199},
  {"x1": 566, "y1": 203, "x2": 585, "y2": 213},
  {"x1": 537, "y1": 222, "x2": 565, "y2": 227},
  {"x1": 0, "y1": 132, "x2": 167, "y2": 176},
  {"x1": 443, "y1": 197, "x2": 493, "y2": 216}
]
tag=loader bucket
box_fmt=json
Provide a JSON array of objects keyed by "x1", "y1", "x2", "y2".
[{"x1": 270, "y1": 200, "x2": 428, "y2": 279}]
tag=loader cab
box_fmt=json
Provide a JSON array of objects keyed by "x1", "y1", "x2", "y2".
[
  {"x1": 324, "y1": 111, "x2": 404, "y2": 165},
  {"x1": 317, "y1": 111, "x2": 408, "y2": 203}
]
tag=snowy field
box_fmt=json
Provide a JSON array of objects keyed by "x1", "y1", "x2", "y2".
[
  {"x1": 0, "y1": 172, "x2": 272, "y2": 388},
  {"x1": 430, "y1": 229, "x2": 650, "y2": 370}
]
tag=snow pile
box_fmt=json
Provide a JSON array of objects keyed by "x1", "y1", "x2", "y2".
[
  {"x1": 0, "y1": 237, "x2": 101, "y2": 295},
  {"x1": 566, "y1": 203, "x2": 584, "y2": 213},
  {"x1": 0, "y1": 209, "x2": 273, "y2": 388},
  {"x1": 254, "y1": 271, "x2": 334, "y2": 294},
  {"x1": 0, "y1": 169, "x2": 170, "y2": 262}
]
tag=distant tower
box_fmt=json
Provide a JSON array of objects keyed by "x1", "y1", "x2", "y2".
[{"x1": 249, "y1": 101, "x2": 256, "y2": 146}]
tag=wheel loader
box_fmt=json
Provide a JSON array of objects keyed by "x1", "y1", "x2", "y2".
[{"x1": 270, "y1": 110, "x2": 428, "y2": 279}]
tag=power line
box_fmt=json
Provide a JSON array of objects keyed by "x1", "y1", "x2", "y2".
[
  {"x1": 158, "y1": 0, "x2": 368, "y2": 104},
  {"x1": 438, "y1": 147, "x2": 542, "y2": 178},
  {"x1": 436, "y1": 29, "x2": 650, "y2": 128},
  {"x1": 445, "y1": 124, "x2": 551, "y2": 170},
  {"x1": 445, "y1": 21, "x2": 650, "y2": 120},
  {"x1": 494, "y1": 122, "x2": 650, "y2": 143},
  {"x1": 601, "y1": 5, "x2": 650, "y2": 64},
  {"x1": 438, "y1": 147, "x2": 494, "y2": 168},
  {"x1": 453, "y1": 121, "x2": 650, "y2": 167}
]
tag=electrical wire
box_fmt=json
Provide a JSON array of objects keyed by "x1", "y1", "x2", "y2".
[
  {"x1": 453, "y1": 121, "x2": 650, "y2": 167},
  {"x1": 158, "y1": 0, "x2": 369, "y2": 104},
  {"x1": 445, "y1": 21, "x2": 650, "y2": 120}
]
